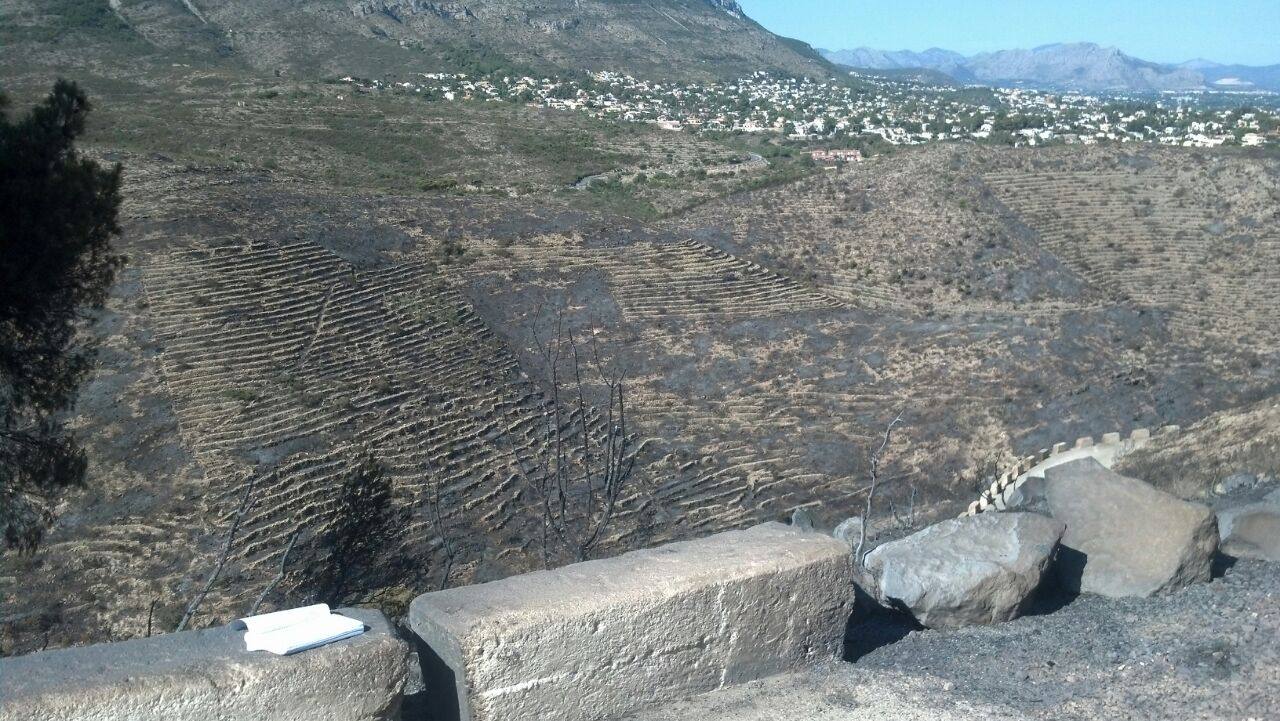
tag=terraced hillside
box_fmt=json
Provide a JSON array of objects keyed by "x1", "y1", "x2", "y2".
[
  {"x1": 671, "y1": 147, "x2": 1096, "y2": 314},
  {"x1": 983, "y1": 165, "x2": 1280, "y2": 346},
  {"x1": 142, "y1": 239, "x2": 552, "y2": 577},
  {"x1": 671, "y1": 144, "x2": 1280, "y2": 350},
  {"x1": 4, "y1": 144, "x2": 1278, "y2": 656},
  {"x1": 4, "y1": 231, "x2": 587, "y2": 647}
]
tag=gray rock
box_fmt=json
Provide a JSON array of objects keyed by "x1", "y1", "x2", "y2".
[
  {"x1": 831, "y1": 516, "x2": 864, "y2": 549},
  {"x1": 1002, "y1": 476, "x2": 1050, "y2": 515},
  {"x1": 864, "y1": 512, "x2": 1065, "y2": 629},
  {"x1": 1214, "y1": 472, "x2": 1259, "y2": 495},
  {"x1": 791, "y1": 506, "x2": 816, "y2": 531},
  {"x1": 1265, "y1": 485, "x2": 1280, "y2": 505},
  {"x1": 1217, "y1": 502, "x2": 1280, "y2": 561},
  {"x1": 1044, "y1": 458, "x2": 1218, "y2": 598}
]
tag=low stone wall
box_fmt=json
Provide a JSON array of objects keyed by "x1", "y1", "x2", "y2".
[
  {"x1": 965, "y1": 425, "x2": 1182, "y2": 516},
  {"x1": 408, "y1": 522, "x2": 853, "y2": 721},
  {"x1": 0, "y1": 608, "x2": 408, "y2": 721}
]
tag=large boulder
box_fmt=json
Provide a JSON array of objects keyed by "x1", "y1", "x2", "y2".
[
  {"x1": 864, "y1": 512, "x2": 1065, "y2": 629},
  {"x1": 1217, "y1": 502, "x2": 1280, "y2": 561},
  {"x1": 1044, "y1": 458, "x2": 1218, "y2": 598}
]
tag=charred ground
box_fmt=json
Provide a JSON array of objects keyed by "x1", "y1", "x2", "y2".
[{"x1": 1, "y1": 21, "x2": 1278, "y2": 653}]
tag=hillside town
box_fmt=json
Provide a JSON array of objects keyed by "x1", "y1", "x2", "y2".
[{"x1": 339, "y1": 70, "x2": 1280, "y2": 151}]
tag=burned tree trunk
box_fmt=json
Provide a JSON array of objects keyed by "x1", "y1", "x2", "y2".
[{"x1": 508, "y1": 301, "x2": 637, "y2": 566}]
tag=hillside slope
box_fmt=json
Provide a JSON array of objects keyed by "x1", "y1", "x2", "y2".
[
  {"x1": 6, "y1": 139, "x2": 1278, "y2": 655},
  {"x1": 0, "y1": 0, "x2": 835, "y2": 81},
  {"x1": 1116, "y1": 396, "x2": 1280, "y2": 499}
]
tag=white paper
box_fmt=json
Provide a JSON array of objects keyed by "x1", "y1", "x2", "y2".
[
  {"x1": 235, "y1": 603, "x2": 331, "y2": 634},
  {"x1": 236, "y1": 604, "x2": 366, "y2": 655}
]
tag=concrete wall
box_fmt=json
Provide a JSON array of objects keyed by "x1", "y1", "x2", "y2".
[
  {"x1": 0, "y1": 608, "x2": 407, "y2": 721},
  {"x1": 408, "y1": 522, "x2": 853, "y2": 721}
]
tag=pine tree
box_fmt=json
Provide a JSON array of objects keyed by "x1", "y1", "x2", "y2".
[{"x1": 0, "y1": 80, "x2": 125, "y2": 553}]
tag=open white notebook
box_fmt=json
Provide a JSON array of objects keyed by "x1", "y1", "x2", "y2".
[{"x1": 234, "y1": 604, "x2": 365, "y2": 655}]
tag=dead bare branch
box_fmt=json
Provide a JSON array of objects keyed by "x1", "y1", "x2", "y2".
[
  {"x1": 855, "y1": 411, "x2": 904, "y2": 569},
  {"x1": 250, "y1": 527, "x2": 300, "y2": 616},
  {"x1": 177, "y1": 470, "x2": 260, "y2": 631},
  {"x1": 428, "y1": 477, "x2": 456, "y2": 590},
  {"x1": 505, "y1": 292, "x2": 638, "y2": 566}
]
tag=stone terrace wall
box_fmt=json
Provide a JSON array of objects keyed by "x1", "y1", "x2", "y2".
[
  {"x1": 0, "y1": 609, "x2": 407, "y2": 721},
  {"x1": 408, "y1": 522, "x2": 853, "y2": 721}
]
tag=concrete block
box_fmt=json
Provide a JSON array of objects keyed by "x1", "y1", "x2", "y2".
[
  {"x1": 0, "y1": 608, "x2": 408, "y2": 721},
  {"x1": 408, "y1": 523, "x2": 852, "y2": 721},
  {"x1": 1052, "y1": 442, "x2": 1068, "y2": 454},
  {"x1": 1130, "y1": 428, "x2": 1151, "y2": 441},
  {"x1": 1074, "y1": 436, "x2": 1095, "y2": 449},
  {"x1": 1102, "y1": 432, "x2": 1121, "y2": 444}
]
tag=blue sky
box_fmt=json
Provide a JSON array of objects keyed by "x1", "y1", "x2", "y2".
[{"x1": 738, "y1": 0, "x2": 1280, "y2": 66}]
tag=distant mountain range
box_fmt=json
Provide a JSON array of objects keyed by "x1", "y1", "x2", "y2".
[{"x1": 821, "y1": 43, "x2": 1280, "y2": 93}]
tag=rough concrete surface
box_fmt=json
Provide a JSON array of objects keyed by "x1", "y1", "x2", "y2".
[
  {"x1": 408, "y1": 522, "x2": 853, "y2": 721},
  {"x1": 865, "y1": 512, "x2": 1065, "y2": 628},
  {"x1": 0, "y1": 608, "x2": 407, "y2": 721},
  {"x1": 629, "y1": 559, "x2": 1280, "y2": 721},
  {"x1": 1044, "y1": 458, "x2": 1218, "y2": 597}
]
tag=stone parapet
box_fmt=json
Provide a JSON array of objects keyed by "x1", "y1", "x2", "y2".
[
  {"x1": 0, "y1": 608, "x2": 407, "y2": 721},
  {"x1": 965, "y1": 426, "x2": 1179, "y2": 516},
  {"x1": 408, "y1": 522, "x2": 853, "y2": 721}
]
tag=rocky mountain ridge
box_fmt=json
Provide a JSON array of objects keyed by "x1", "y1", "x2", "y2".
[
  {"x1": 3, "y1": 0, "x2": 831, "y2": 81},
  {"x1": 822, "y1": 42, "x2": 1280, "y2": 92}
]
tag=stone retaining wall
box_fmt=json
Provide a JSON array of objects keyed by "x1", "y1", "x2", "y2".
[
  {"x1": 407, "y1": 522, "x2": 853, "y2": 721},
  {"x1": 0, "y1": 608, "x2": 407, "y2": 721}
]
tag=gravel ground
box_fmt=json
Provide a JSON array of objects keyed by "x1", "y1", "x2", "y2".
[{"x1": 631, "y1": 558, "x2": 1279, "y2": 721}]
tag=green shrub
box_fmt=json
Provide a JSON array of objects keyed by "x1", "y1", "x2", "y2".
[{"x1": 420, "y1": 177, "x2": 459, "y2": 192}]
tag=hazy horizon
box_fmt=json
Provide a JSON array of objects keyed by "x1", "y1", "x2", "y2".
[{"x1": 739, "y1": 0, "x2": 1280, "y2": 67}]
